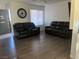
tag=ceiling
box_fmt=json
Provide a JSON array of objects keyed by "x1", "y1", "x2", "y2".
[
  {"x1": 20, "y1": 0, "x2": 64, "y2": 3},
  {"x1": 16, "y1": 0, "x2": 69, "y2": 5}
]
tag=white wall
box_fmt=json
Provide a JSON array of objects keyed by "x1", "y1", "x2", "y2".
[
  {"x1": 9, "y1": 1, "x2": 30, "y2": 25},
  {"x1": 8, "y1": 1, "x2": 44, "y2": 25},
  {"x1": 2, "y1": 0, "x2": 44, "y2": 34},
  {"x1": 0, "y1": 0, "x2": 10, "y2": 9},
  {"x1": 70, "y1": 0, "x2": 79, "y2": 59},
  {"x1": 45, "y1": 1, "x2": 70, "y2": 26}
]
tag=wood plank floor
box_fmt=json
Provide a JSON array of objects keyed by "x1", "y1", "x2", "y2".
[{"x1": 15, "y1": 32, "x2": 71, "y2": 59}]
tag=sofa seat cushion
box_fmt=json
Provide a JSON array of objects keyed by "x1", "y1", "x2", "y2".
[
  {"x1": 46, "y1": 28, "x2": 52, "y2": 30},
  {"x1": 19, "y1": 31, "x2": 28, "y2": 34}
]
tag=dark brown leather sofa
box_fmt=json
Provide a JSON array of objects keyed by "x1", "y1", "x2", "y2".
[
  {"x1": 45, "y1": 21, "x2": 72, "y2": 38},
  {"x1": 13, "y1": 22, "x2": 40, "y2": 39}
]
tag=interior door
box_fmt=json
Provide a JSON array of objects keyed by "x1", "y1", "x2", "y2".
[
  {"x1": 0, "y1": 10, "x2": 11, "y2": 35},
  {"x1": 0, "y1": 9, "x2": 16, "y2": 59}
]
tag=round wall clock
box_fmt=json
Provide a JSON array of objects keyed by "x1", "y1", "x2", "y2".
[{"x1": 17, "y1": 8, "x2": 27, "y2": 18}]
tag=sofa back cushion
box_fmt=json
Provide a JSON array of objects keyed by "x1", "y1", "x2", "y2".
[
  {"x1": 13, "y1": 23, "x2": 24, "y2": 32},
  {"x1": 14, "y1": 22, "x2": 36, "y2": 32},
  {"x1": 23, "y1": 22, "x2": 35, "y2": 29},
  {"x1": 51, "y1": 21, "x2": 69, "y2": 30},
  {"x1": 51, "y1": 22, "x2": 57, "y2": 26}
]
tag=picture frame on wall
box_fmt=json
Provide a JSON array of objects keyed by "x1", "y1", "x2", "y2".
[{"x1": 17, "y1": 8, "x2": 27, "y2": 18}]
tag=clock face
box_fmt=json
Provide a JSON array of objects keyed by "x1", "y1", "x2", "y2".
[{"x1": 17, "y1": 8, "x2": 27, "y2": 18}]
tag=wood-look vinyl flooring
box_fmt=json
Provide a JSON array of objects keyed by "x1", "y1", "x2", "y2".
[{"x1": 15, "y1": 32, "x2": 71, "y2": 59}]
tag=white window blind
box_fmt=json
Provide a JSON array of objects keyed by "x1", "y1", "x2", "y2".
[{"x1": 30, "y1": 10, "x2": 43, "y2": 26}]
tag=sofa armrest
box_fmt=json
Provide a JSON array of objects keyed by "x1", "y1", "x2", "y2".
[
  {"x1": 68, "y1": 29, "x2": 72, "y2": 35},
  {"x1": 65, "y1": 29, "x2": 72, "y2": 38}
]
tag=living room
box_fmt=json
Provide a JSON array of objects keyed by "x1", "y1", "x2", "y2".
[
  {"x1": 0, "y1": 0, "x2": 78, "y2": 59},
  {"x1": 8, "y1": 0, "x2": 71, "y2": 34}
]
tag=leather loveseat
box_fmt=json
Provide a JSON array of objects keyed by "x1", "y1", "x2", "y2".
[
  {"x1": 13, "y1": 22, "x2": 40, "y2": 39},
  {"x1": 45, "y1": 21, "x2": 72, "y2": 38}
]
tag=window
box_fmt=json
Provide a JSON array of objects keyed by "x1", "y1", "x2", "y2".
[{"x1": 30, "y1": 9, "x2": 44, "y2": 26}]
